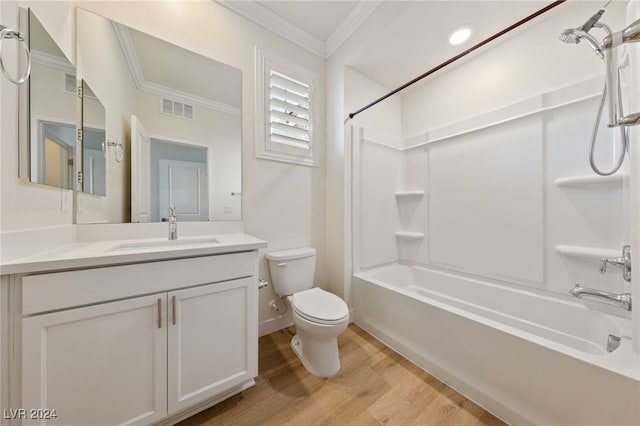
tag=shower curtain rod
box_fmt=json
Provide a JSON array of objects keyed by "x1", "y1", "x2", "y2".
[{"x1": 346, "y1": 0, "x2": 567, "y2": 121}]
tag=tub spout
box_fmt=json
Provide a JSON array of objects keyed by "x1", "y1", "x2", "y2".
[{"x1": 569, "y1": 283, "x2": 632, "y2": 311}]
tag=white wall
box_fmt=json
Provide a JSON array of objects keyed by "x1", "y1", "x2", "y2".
[
  {"x1": 401, "y1": 1, "x2": 628, "y2": 137},
  {"x1": 1, "y1": 0, "x2": 75, "y2": 234},
  {"x1": 326, "y1": 29, "x2": 406, "y2": 302},
  {"x1": 1, "y1": 0, "x2": 326, "y2": 331}
]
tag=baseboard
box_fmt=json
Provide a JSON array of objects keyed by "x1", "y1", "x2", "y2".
[
  {"x1": 155, "y1": 379, "x2": 255, "y2": 425},
  {"x1": 259, "y1": 314, "x2": 294, "y2": 337}
]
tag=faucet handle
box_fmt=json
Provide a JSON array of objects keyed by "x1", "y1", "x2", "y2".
[
  {"x1": 169, "y1": 205, "x2": 177, "y2": 216},
  {"x1": 600, "y1": 246, "x2": 631, "y2": 281},
  {"x1": 600, "y1": 258, "x2": 609, "y2": 274}
]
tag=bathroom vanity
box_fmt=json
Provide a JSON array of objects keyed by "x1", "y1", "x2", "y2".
[{"x1": 0, "y1": 233, "x2": 266, "y2": 425}]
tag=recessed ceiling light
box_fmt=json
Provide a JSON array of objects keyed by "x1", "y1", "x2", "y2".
[{"x1": 449, "y1": 27, "x2": 472, "y2": 45}]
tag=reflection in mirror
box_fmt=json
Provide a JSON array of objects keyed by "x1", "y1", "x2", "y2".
[
  {"x1": 24, "y1": 9, "x2": 77, "y2": 190},
  {"x1": 76, "y1": 9, "x2": 242, "y2": 223},
  {"x1": 81, "y1": 80, "x2": 106, "y2": 196},
  {"x1": 152, "y1": 138, "x2": 208, "y2": 222}
]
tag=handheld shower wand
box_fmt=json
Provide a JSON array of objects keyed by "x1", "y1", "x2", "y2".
[
  {"x1": 558, "y1": 1, "x2": 640, "y2": 175},
  {"x1": 558, "y1": 3, "x2": 609, "y2": 57}
]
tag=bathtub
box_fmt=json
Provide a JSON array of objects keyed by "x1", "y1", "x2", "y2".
[{"x1": 353, "y1": 263, "x2": 640, "y2": 425}]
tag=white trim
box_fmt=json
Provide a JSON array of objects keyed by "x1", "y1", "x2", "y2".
[
  {"x1": 255, "y1": 47, "x2": 320, "y2": 167},
  {"x1": 325, "y1": 1, "x2": 382, "y2": 58},
  {"x1": 217, "y1": 0, "x2": 325, "y2": 57},
  {"x1": 30, "y1": 50, "x2": 75, "y2": 74},
  {"x1": 112, "y1": 22, "x2": 145, "y2": 88},
  {"x1": 258, "y1": 314, "x2": 294, "y2": 337},
  {"x1": 144, "y1": 81, "x2": 240, "y2": 116},
  {"x1": 113, "y1": 22, "x2": 240, "y2": 117},
  {"x1": 216, "y1": 0, "x2": 381, "y2": 59}
]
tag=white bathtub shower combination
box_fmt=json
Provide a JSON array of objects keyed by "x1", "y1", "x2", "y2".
[
  {"x1": 349, "y1": 5, "x2": 640, "y2": 420},
  {"x1": 353, "y1": 263, "x2": 639, "y2": 425}
]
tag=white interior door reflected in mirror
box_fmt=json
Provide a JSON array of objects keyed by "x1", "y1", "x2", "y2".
[
  {"x1": 131, "y1": 115, "x2": 151, "y2": 223},
  {"x1": 158, "y1": 160, "x2": 208, "y2": 222}
]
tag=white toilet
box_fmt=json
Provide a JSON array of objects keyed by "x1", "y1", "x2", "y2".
[{"x1": 266, "y1": 247, "x2": 349, "y2": 378}]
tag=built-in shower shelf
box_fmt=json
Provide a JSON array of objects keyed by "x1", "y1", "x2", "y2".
[
  {"x1": 395, "y1": 232, "x2": 424, "y2": 240},
  {"x1": 555, "y1": 245, "x2": 621, "y2": 261},
  {"x1": 394, "y1": 190, "x2": 425, "y2": 199},
  {"x1": 554, "y1": 174, "x2": 628, "y2": 189}
]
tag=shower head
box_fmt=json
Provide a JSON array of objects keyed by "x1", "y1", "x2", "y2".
[
  {"x1": 559, "y1": 28, "x2": 581, "y2": 44},
  {"x1": 559, "y1": 4, "x2": 608, "y2": 57},
  {"x1": 559, "y1": 28, "x2": 604, "y2": 58}
]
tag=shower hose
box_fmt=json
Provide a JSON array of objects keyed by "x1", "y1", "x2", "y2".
[{"x1": 589, "y1": 84, "x2": 628, "y2": 176}]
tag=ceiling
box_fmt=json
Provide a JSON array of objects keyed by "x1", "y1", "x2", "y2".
[
  {"x1": 217, "y1": 0, "x2": 381, "y2": 57},
  {"x1": 217, "y1": 1, "x2": 626, "y2": 91},
  {"x1": 257, "y1": 1, "x2": 361, "y2": 42}
]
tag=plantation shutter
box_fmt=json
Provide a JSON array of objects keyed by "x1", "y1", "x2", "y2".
[
  {"x1": 269, "y1": 71, "x2": 311, "y2": 150},
  {"x1": 256, "y1": 47, "x2": 319, "y2": 166}
]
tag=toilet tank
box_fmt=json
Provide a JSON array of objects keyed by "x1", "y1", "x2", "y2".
[{"x1": 266, "y1": 247, "x2": 316, "y2": 296}]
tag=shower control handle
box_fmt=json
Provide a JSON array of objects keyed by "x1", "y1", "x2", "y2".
[{"x1": 600, "y1": 245, "x2": 631, "y2": 282}]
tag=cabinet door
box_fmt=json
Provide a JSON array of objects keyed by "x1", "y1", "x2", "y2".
[
  {"x1": 22, "y1": 295, "x2": 168, "y2": 426},
  {"x1": 167, "y1": 277, "x2": 257, "y2": 413}
]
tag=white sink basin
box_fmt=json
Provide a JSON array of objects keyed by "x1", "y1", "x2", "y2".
[{"x1": 109, "y1": 237, "x2": 220, "y2": 252}]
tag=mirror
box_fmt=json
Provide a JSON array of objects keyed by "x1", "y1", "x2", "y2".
[
  {"x1": 20, "y1": 10, "x2": 78, "y2": 191},
  {"x1": 76, "y1": 9, "x2": 242, "y2": 223},
  {"x1": 81, "y1": 80, "x2": 106, "y2": 196}
]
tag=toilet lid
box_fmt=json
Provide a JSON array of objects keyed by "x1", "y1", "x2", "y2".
[{"x1": 292, "y1": 288, "x2": 349, "y2": 323}]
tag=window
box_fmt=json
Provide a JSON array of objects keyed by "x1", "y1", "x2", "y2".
[{"x1": 256, "y1": 47, "x2": 320, "y2": 167}]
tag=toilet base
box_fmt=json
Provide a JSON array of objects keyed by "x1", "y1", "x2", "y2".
[{"x1": 290, "y1": 332, "x2": 341, "y2": 378}]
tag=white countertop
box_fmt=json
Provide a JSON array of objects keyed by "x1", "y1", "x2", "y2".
[{"x1": 0, "y1": 233, "x2": 267, "y2": 275}]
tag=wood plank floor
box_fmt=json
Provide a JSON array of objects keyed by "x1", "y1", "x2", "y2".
[{"x1": 178, "y1": 324, "x2": 506, "y2": 426}]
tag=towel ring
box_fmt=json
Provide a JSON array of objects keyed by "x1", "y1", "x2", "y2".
[
  {"x1": 102, "y1": 140, "x2": 124, "y2": 163},
  {"x1": 0, "y1": 26, "x2": 31, "y2": 85}
]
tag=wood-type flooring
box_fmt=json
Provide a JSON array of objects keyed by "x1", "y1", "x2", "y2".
[{"x1": 178, "y1": 324, "x2": 507, "y2": 426}]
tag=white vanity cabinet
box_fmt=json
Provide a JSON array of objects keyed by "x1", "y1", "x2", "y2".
[
  {"x1": 17, "y1": 251, "x2": 259, "y2": 426},
  {"x1": 22, "y1": 294, "x2": 168, "y2": 425}
]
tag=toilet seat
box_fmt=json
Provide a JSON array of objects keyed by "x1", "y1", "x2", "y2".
[{"x1": 291, "y1": 288, "x2": 349, "y2": 325}]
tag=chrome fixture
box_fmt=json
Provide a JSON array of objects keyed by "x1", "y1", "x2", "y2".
[
  {"x1": 168, "y1": 205, "x2": 178, "y2": 240},
  {"x1": 0, "y1": 25, "x2": 31, "y2": 84},
  {"x1": 559, "y1": 2, "x2": 640, "y2": 175},
  {"x1": 600, "y1": 18, "x2": 640, "y2": 50},
  {"x1": 601, "y1": 17, "x2": 640, "y2": 129},
  {"x1": 600, "y1": 245, "x2": 631, "y2": 282},
  {"x1": 258, "y1": 277, "x2": 269, "y2": 290},
  {"x1": 101, "y1": 140, "x2": 124, "y2": 163},
  {"x1": 558, "y1": 3, "x2": 609, "y2": 57},
  {"x1": 607, "y1": 334, "x2": 621, "y2": 352},
  {"x1": 569, "y1": 283, "x2": 632, "y2": 311}
]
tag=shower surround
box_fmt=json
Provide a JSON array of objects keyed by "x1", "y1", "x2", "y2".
[{"x1": 350, "y1": 76, "x2": 639, "y2": 425}]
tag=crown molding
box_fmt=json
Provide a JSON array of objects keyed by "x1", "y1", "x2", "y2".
[
  {"x1": 143, "y1": 80, "x2": 241, "y2": 116},
  {"x1": 112, "y1": 22, "x2": 145, "y2": 89},
  {"x1": 325, "y1": 1, "x2": 381, "y2": 57},
  {"x1": 31, "y1": 50, "x2": 75, "y2": 74},
  {"x1": 215, "y1": 0, "x2": 379, "y2": 58},
  {"x1": 216, "y1": 0, "x2": 326, "y2": 57},
  {"x1": 113, "y1": 22, "x2": 240, "y2": 116}
]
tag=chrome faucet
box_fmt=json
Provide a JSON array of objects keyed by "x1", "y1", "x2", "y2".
[
  {"x1": 600, "y1": 245, "x2": 631, "y2": 282},
  {"x1": 569, "y1": 283, "x2": 632, "y2": 311},
  {"x1": 168, "y1": 205, "x2": 178, "y2": 240}
]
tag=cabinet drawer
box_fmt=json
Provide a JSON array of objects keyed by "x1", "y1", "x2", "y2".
[{"x1": 22, "y1": 251, "x2": 256, "y2": 315}]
